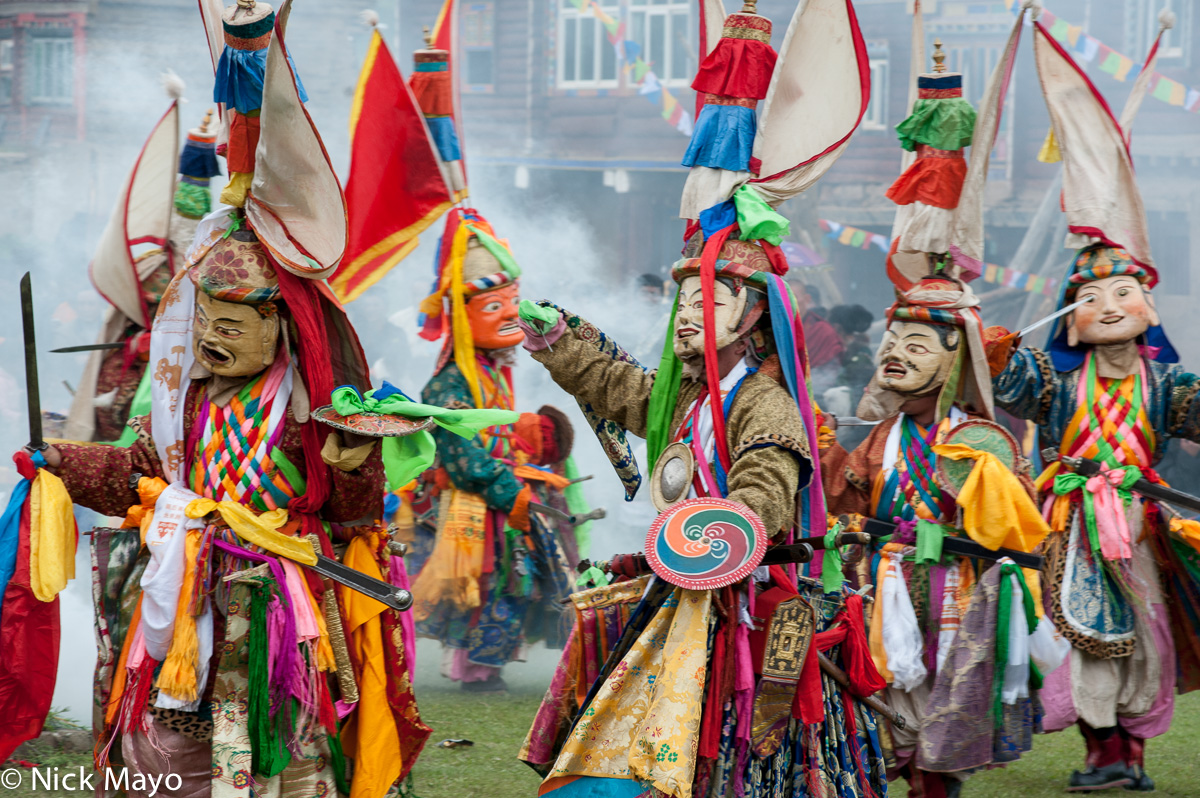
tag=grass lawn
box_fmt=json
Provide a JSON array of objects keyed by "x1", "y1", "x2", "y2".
[
  {"x1": 406, "y1": 639, "x2": 1200, "y2": 798},
  {"x1": 11, "y1": 642, "x2": 1198, "y2": 797}
]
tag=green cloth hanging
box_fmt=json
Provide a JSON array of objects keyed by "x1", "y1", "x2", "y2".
[
  {"x1": 645, "y1": 287, "x2": 683, "y2": 472},
  {"x1": 113, "y1": 368, "x2": 154, "y2": 447},
  {"x1": 331, "y1": 385, "x2": 519, "y2": 490},
  {"x1": 915, "y1": 520, "x2": 950, "y2": 565},
  {"x1": 895, "y1": 97, "x2": 977, "y2": 152},
  {"x1": 992, "y1": 562, "x2": 1043, "y2": 728},
  {"x1": 563, "y1": 456, "x2": 593, "y2": 558},
  {"x1": 822, "y1": 526, "x2": 846, "y2": 593}
]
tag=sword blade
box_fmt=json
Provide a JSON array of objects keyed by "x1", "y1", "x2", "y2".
[
  {"x1": 308, "y1": 553, "x2": 413, "y2": 611},
  {"x1": 51, "y1": 343, "x2": 125, "y2": 354},
  {"x1": 1018, "y1": 297, "x2": 1092, "y2": 339},
  {"x1": 835, "y1": 417, "x2": 882, "y2": 427},
  {"x1": 20, "y1": 273, "x2": 44, "y2": 450}
]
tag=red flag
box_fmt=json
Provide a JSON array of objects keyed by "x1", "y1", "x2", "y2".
[
  {"x1": 332, "y1": 30, "x2": 453, "y2": 303},
  {"x1": 430, "y1": 0, "x2": 466, "y2": 186}
]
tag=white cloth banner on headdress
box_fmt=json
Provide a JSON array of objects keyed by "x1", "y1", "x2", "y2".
[
  {"x1": 749, "y1": 0, "x2": 869, "y2": 206},
  {"x1": 1033, "y1": 21, "x2": 1155, "y2": 277},
  {"x1": 246, "y1": 0, "x2": 348, "y2": 279},
  {"x1": 949, "y1": 6, "x2": 1027, "y2": 275},
  {"x1": 90, "y1": 101, "x2": 180, "y2": 328}
]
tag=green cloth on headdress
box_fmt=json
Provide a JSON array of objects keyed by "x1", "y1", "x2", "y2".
[
  {"x1": 467, "y1": 225, "x2": 522, "y2": 279},
  {"x1": 896, "y1": 97, "x2": 976, "y2": 152},
  {"x1": 518, "y1": 299, "x2": 560, "y2": 334},
  {"x1": 645, "y1": 287, "x2": 683, "y2": 472},
  {"x1": 732, "y1": 185, "x2": 790, "y2": 246},
  {"x1": 174, "y1": 182, "x2": 212, "y2": 221},
  {"x1": 330, "y1": 385, "x2": 519, "y2": 490}
]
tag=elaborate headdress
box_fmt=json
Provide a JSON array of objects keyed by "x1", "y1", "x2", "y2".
[
  {"x1": 174, "y1": 109, "x2": 223, "y2": 223},
  {"x1": 886, "y1": 0, "x2": 1031, "y2": 289},
  {"x1": 858, "y1": 276, "x2": 995, "y2": 422},
  {"x1": 1032, "y1": 8, "x2": 1178, "y2": 370},
  {"x1": 638, "y1": 0, "x2": 869, "y2": 564},
  {"x1": 152, "y1": 0, "x2": 369, "y2": 534},
  {"x1": 202, "y1": 0, "x2": 308, "y2": 207},
  {"x1": 410, "y1": 23, "x2": 467, "y2": 198},
  {"x1": 417, "y1": 208, "x2": 521, "y2": 406}
]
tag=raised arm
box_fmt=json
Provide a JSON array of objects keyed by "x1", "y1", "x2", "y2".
[{"x1": 522, "y1": 314, "x2": 656, "y2": 438}]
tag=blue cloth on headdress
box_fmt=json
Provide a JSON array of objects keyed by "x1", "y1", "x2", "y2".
[
  {"x1": 425, "y1": 116, "x2": 462, "y2": 162},
  {"x1": 214, "y1": 47, "x2": 308, "y2": 114},
  {"x1": 179, "y1": 140, "x2": 221, "y2": 180},
  {"x1": 682, "y1": 103, "x2": 756, "y2": 172},
  {"x1": 698, "y1": 200, "x2": 737, "y2": 240}
]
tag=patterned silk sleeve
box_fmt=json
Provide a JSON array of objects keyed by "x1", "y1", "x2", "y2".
[
  {"x1": 422, "y1": 364, "x2": 524, "y2": 513},
  {"x1": 529, "y1": 324, "x2": 656, "y2": 438},
  {"x1": 1167, "y1": 367, "x2": 1200, "y2": 441},
  {"x1": 53, "y1": 414, "x2": 163, "y2": 516},
  {"x1": 993, "y1": 347, "x2": 1057, "y2": 425}
]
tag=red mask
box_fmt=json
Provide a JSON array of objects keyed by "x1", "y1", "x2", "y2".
[{"x1": 466, "y1": 283, "x2": 524, "y2": 349}]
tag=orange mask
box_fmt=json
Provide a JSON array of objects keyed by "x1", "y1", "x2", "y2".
[{"x1": 466, "y1": 283, "x2": 524, "y2": 349}]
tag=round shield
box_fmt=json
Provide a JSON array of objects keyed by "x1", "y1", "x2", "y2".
[
  {"x1": 645, "y1": 497, "x2": 768, "y2": 589},
  {"x1": 934, "y1": 419, "x2": 1020, "y2": 499},
  {"x1": 312, "y1": 405, "x2": 437, "y2": 438},
  {"x1": 649, "y1": 441, "x2": 695, "y2": 513}
]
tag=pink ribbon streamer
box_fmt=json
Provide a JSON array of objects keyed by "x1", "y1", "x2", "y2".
[{"x1": 1086, "y1": 466, "x2": 1133, "y2": 560}]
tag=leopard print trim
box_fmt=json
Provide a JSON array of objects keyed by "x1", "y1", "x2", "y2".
[
  {"x1": 845, "y1": 467, "x2": 870, "y2": 493},
  {"x1": 149, "y1": 702, "x2": 214, "y2": 743},
  {"x1": 445, "y1": 399, "x2": 473, "y2": 411},
  {"x1": 734, "y1": 432, "x2": 811, "y2": 464},
  {"x1": 126, "y1": 414, "x2": 155, "y2": 449},
  {"x1": 1031, "y1": 348, "x2": 1057, "y2": 427},
  {"x1": 1169, "y1": 379, "x2": 1200, "y2": 437},
  {"x1": 1044, "y1": 523, "x2": 1137, "y2": 660}
]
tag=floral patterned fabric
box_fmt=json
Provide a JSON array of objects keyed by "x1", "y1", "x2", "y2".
[
  {"x1": 212, "y1": 568, "x2": 337, "y2": 798},
  {"x1": 90, "y1": 528, "x2": 146, "y2": 740}
]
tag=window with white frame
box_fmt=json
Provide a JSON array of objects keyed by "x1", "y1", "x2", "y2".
[
  {"x1": 27, "y1": 36, "x2": 73, "y2": 104},
  {"x1": 1126, "y1": 0, "x2": 1192, "y2": 64},
  {"x1": 462, "y1": 1, "x2": 495, "y2": 90},
  {"x1": 557, "y1": 0, "x2": 619, "y2": 89},
  {"x1": 0, "y1": 39, "x2": 13, "y2": 105},
  {"x1": 862, "y1": 42, "x2": 889, "y2": 131},
  {"x1": 628, "y1": 0, "x2": 692, "y2": 87}
]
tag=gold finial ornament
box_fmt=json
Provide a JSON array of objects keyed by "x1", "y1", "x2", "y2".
[
  {"x1": 740, "y1": 0, "x2": 758, "y2": 13},
  {"x1": 202, "y1": 108, "x2": 214, "y2": 132},
  {"x1": 236, "y1": 0, "x2": 256, "y2": 8},
  {"x1": 932, "y1": 38, "x2": 946, "y2": 73},
  {"x1": 423, "y1": 25, "x2": 433, "y2": 48}
]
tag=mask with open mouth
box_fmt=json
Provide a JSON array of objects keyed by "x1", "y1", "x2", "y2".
[
  {"x1": 873, "y1": 320, "x2": 960, "y2": 398},
  {"x1": 189, "y1": 228, "x2": 282, "y2": 378},
  {"x1": 467, "y1": 283, "x2": 523, "y2": 349},
  {"x1": 193, "y1": 291, "x2": 281, "y2": 377}
]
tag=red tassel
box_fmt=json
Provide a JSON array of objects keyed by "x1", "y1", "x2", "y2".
[
  {"x1": 885, "y1": 156, "x2": 968, "y2": 210},
  {"x1": 692, "y1": 38, "x2": 778, "y2": 101}
]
